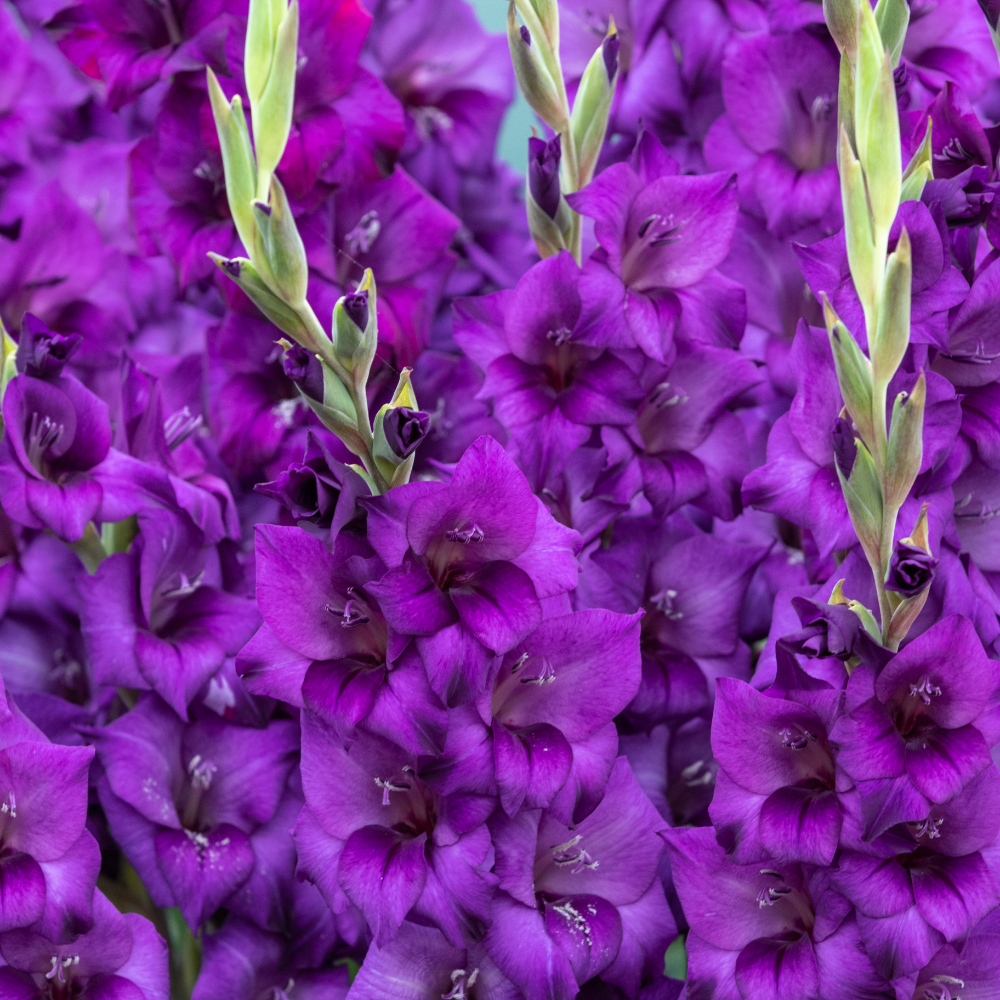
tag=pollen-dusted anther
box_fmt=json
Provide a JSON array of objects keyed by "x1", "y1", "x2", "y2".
[
  {"x1": 0, "y1": 791, "x2": 17, "y2": 819},
  {"x1": 374, "y1": 776, "x2": 411, "y2": 806},
  {"x1": 446, "y1": 523, "x2": 484, "y2": 544},
  {"x1": 909, "y1": 675, "x2": 942, "y2": 704},
  {"x1": 44, "y1": 954, "x2": 80, "y2": 984},
  {"x1": 650, "y1": 588, "x2": 684, "y2": 620},
  {"x1": 779, "y1": 726, "x2": 818, "y2": 750},
  {"x1": 910, "y1": 816, "x2": 944, "y2": 840},
  {"x1": 546, "y1": 326, "x2": 573, "y2": 345},
  {"x1": 551, "y1": 834, "x2": 600, "y2": 873},
  {"x1": 442, "y1": 967, "x2": 480, "y2": 1000},
  {"x1": 344, "y1": 210, "x2": 381, "y2": 255},
  {"x1": 756, "y1": 885, "x2": 792, "y2": 907}
]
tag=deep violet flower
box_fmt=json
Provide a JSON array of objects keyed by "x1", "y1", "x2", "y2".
[
  {"x1": 484, "y1": 757, "x2": 674, "y2": 1000},
  {"x1": 885, "y1": 541, "x2": 938, "y2": 597},
  {"x1": 831, "y1": 615, "x2": 1000, "y2": 841},
  {"x1": 14, "y1": 315, "x2": 81, "y2": 380},
  {"x1": 93, "y1": 694, "x2": 299, "y2": 930},
  {"x1": 0, "y1": 694, "x2": 98, "y2": 941},
  {"x1": 566, "y1": 129, "x2": 741, "y2": 362},
  {"x1": 361, "y1": 435, "x2": 581, "y2": 705},
  {"x1": 295, "y1": 719, "x2": 496, "y2": 948},
  {"x1": 0, "y1": 890, "x2": 168, "y2": 999},
  {"x1": 528, "y1": 135, "x2": 562, "y2": 219},
  {"x1": 243, "y1": 527, "x2": 446, "y2": 754},
  {"x1": 0, "y1": 372, "x2": 159, "y2": 542},
  {"x1": 666, "y1": 827, "x2": 889, "y2": 999},
  {"x1": 81, "y1": 510, "x2": 260, "y2": 720}
]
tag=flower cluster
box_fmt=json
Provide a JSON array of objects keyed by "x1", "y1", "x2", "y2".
[{"x1": 5, "y1": 0, "x2": 1000, "y2": 995}]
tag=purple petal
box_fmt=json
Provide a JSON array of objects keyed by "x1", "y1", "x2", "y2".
[
  {"x1": 544, "y1": 893, "x2": 623, "y2": 986},
  {"x1": 758, "y1": 785, "x2": 842, "y2": 866},
  {"x1": 0, "y1": 853, "x2": 45, "y2": 933},
  {"x1": 735, "y1": 932, "x2": 818, "y2": 1000},
  {"x1": 492, "y1": 721, "x2": 573, "y2": 816}
]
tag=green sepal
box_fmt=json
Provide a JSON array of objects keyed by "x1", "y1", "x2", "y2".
[
  {"x1": 837, "y1": 127, "x2": 877, "y2": 325},
  {"x1": 300, "y1": 358, "x2": 367, "y2": 457},
  {"x1": 824, "y1": 0, "x2": 860, "y2": 60},
  {"x1": 208, "y1": 253, "x2": 311, "y2": 344},
  {"x1": 871, "y1": 226, "x2": 911, "y2": 387},
  {"x1": 885, "y1": 588, "x2": 930, "y2": 649},
  {"x1": 862, "y1": 49, "x2": 902, "y2": 241},
  {"x1": 824, "y1": 296, "x2": 875, "y2": 450},
  {"x1": 837, "y1": 437, "x2": 884, "y2": 570},
  {"x1": 332, "y1": 268, "x2": 379, "y2": 393},
  {"x1": 206, "y1": 69, "x2": 257, "y2": 258},
  {"x1": 874, "y1": 0, "x2": 909, "y2": 65},
  {"x1": 884, "y1": 371, "x2": 925, "y2": 509},
  {"x1": 0, "y1": 317, "x2": 17, "y2": 428},
  {"x1": 252, "y1": 175, "x2": 308, "y2": 307},
  {"x1": 245, "y1": 0, "x2": 278, "y2": 106},
  {"x1": 570, "y1": 20, "x2": 618, "y2": 186},
  {"x1": 526, "y1": 188, "x2": 572, "y2": 258},
  {"x1": 900, "y1": 118, "x2": 933, "y2": 203},
  {"x1": 837, "y1": 53, "x2": 857, "y2": 155},
  {"x1": 254, "y1": 0, "x2": 298, "y2": 199},
  {"x1": 854, "y1": 0, "x2": 884, "y2": 168},
  {"x1": 507, "y1": 1, "x2": 565, "y2": 130}
]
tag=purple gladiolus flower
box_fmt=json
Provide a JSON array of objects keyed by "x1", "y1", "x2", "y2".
[
  {"x1": 94, "y1": 694, "x2": 299, "y2": 930},
  {"x1": 0, "y1": 372, "x2": 154, "y2": 543},
  {"x1": 245, "y1": 526, "x2": 446, "y2": 753},
  {"x1": 831, "y1": 615, "x2": 999, "y2": 841},
  {"x1": 0, "y1": 890, "x2": 168, "y2": 999},
  {"x1": 361, "y1": 435, "x2": 581, "y2": 704},
  {"x1": 15, "y1": 315, "x2": 82, "y2": 380},
  {"x1": 296, "y1": 719, "x2": 496, "y2": 948},
  {"x1": 566, "y1": 129, "x2": 740, "y2": 362},
  {"x1": 485, "y1": 757, "x2": 674, "y2": 1000},
  {"x1": 0, "y1": 695, "x2": 98, "y2": 941},
  {"x1": 80, "y1": 511, "x2": 260, "y2": 719}
]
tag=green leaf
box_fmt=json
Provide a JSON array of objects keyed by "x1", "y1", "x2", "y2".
[{"x1": 871, "y1": 226, "x2": 911, "y2": 386}]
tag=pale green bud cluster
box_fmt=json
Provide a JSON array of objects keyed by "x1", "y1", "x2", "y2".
[
  {"x1": 204, "y1": 5, "x2": 421, "y2": 494},
  {"x1": 822, "y1": 0, "x2": 934, "y2": 650},
  {"x1": 506, "y1": 0, "x2": 619, "y2": 261}
]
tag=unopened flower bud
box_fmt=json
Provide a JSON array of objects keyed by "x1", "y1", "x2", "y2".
[
  {"x1": 528, "y1": 134, "x2": 561, "y2": 219},
  {"x1": 343, "y1": 291, "x2": 369, "y2": 333},
  {"x1": 15, "y1": 315, "x2": 82, "y2": 379},
  {"x1": 884, "y1": 542, "x2": 937, "y2": 597},
  {"x1": 383, "y1": 407, "x2": 430, "y2": 459},
  {"x1": 520, "y1": 24, "x2": 530, "y2": 45},
  {"x1": 832, "y1": 414, "x2": 857, "y2": 478},
  {"x1": 282, "y1": 345, "x2": 323, "y2": 402}
]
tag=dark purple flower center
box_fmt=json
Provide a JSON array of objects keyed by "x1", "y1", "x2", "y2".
[
  {"x1": 917, "y1": 977, "x2": 965, "y2": 1000},
  {"x1": 893, "y1": 677, "x2": 944, "y2": 738},
  {"x1": 492, "y1": 652, "x2": 557, "y2": 719},
  {"x1": 26, "y1": 412, "x2": 64, "y2": 479},
  {"x1": 181, "y1": 754, "x2": 217, "y2": 830},
  {"x1": 43, "y1": 953, "x2": 82, "y2": 998}
]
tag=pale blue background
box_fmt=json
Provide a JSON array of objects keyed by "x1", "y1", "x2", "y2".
[{"x1": 471, "y1": 0, "x2": 535, "y2": 173}]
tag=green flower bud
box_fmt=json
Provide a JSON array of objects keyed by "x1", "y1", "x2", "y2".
[
  {"x1": 900, "y1": 119, "x2": 933, "y2": 203},
  {"x1": 299, "y1": 358, "x2": 367, "y2": 458},
  {"x1": 861, "y1": 50, "x2": 902, "y2": 241},
  {"x1": 206, "y1": 69, "x2": 257, "y2": 258},
  {"x1": 507, "y1": 1, "x2": 565, "y2": 131},
  {"x1": 874, "y1": 0, "x2": 909, "y2": 66},
  {"x1": 838, "y1": 126, "x2": 878, "y2": 326},
  {"x1": 332, "y1": 269, "x2": 378, "y2": 390},
  {"x1": 871, "y1": 226, "x2": 911, "y2": 387},
  {"x1": 824, "y1": 0, "x2": 859, "y2": 60},
  {"x1": 253, "y1": 0, "x2": 299, "y2": 199},
  {"x1": 252, "y1": 175, "x2": 308, "y2": 307},
  {"x1": 570, "y1": 19, "x2": 620, "y2": 187},
  {"x1": 208, "y1": 253, "x2": 312, "y2": 345},
  {"x1": 824, "y1": 295, "x2": 875, "y2": 452},
  {"x1": 371, "y1": 368, "x2": 424, "y2": 487},
  {"x1": 853, "y1": 0, "x2": 884, "y2": 165},
  {"x1": 884, "y1": 371, "x2": 925, "y2": 509},
  {"x1": 245, "y1": 0, "x2": 282, "y2": 107},
  {"x1": 837, "y1": 436, "x2": 884, "y2": 571}
]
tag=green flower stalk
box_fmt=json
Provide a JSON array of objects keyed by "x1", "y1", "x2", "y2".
[
  {"x1": 506, "y1": 0, "x2": 619, "y2": 262},
  {"x1": 204, "y1": 0, "x2": 422, "y2": 495},
  {"x1": 823, "y1": 0, "x2": 934, "y2": 650}
]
